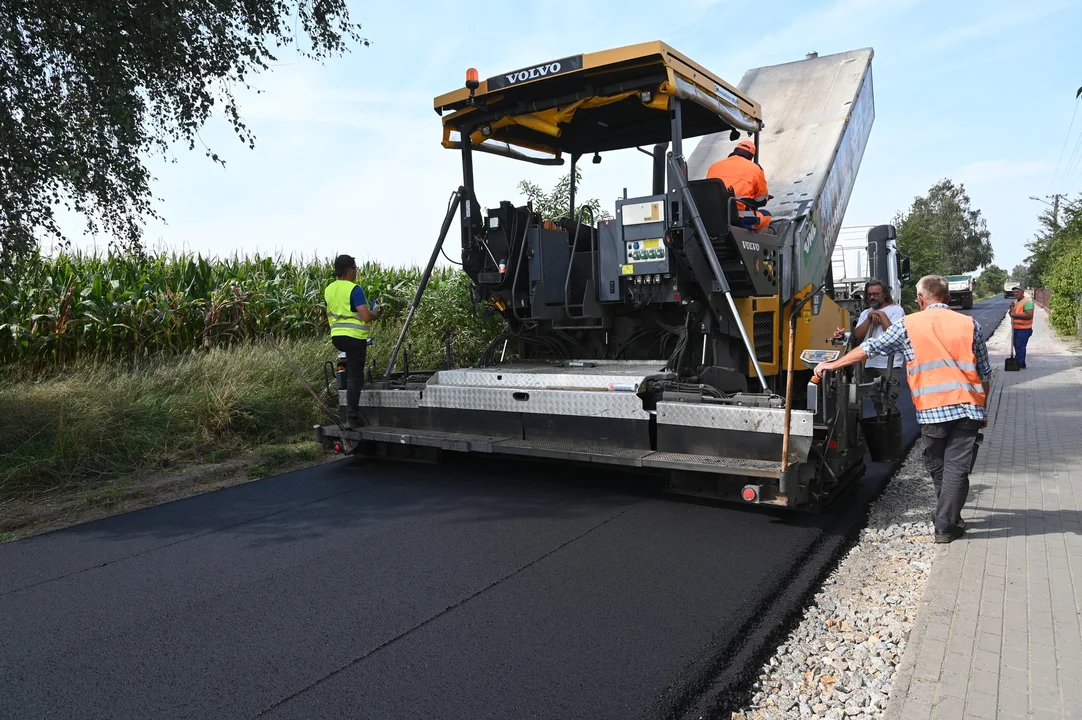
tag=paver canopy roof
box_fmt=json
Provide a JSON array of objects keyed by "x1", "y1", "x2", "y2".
[{"x1": 433, "y1": 41, "x2": 763, "y2": 161}]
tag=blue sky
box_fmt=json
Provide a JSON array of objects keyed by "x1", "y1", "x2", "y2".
[{"x1": 57, "y1": 0, "x2": 1082, "y2": 275}]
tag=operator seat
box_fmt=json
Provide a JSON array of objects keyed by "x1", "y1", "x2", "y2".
[
  {"x1": 687, "y1": 178, "x2": 755, "y2": 294},
  {"x1": 687, "y1": 178, "x2": 735, "y2": 240}
]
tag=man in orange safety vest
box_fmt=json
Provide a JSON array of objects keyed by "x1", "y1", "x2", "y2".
[
  {"x1": 705, "y1": 139, "x2": 772, "y2": 232},
  {"x1": 1009, "y1": 286, "x2": 1034, "y2": 368},
  {"x1": 813, "y1": 275, "x2": 992, "y2": 544}
]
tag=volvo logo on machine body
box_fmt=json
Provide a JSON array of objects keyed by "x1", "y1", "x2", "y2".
[
  {"x1": 487, "y1": 55, "x2": 584, "y2": 90},
  {"x1": 742, "y1": 240, "x2": 761, "y2": 252}
]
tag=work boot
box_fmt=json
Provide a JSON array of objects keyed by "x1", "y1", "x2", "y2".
[
  {"x1": 344, "y1": 416, "x2": 363, "y2": 430},
  {"x1": 934, "y1": 526, "x2": 965, "y2": 544},
  {"x1": 931, "y1": 512, "x2": 966, "y2": 530}
]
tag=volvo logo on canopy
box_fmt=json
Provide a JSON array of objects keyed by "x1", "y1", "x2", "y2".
[{"x1": 487, "y1": 55, "x2": 584, "y2": 90}]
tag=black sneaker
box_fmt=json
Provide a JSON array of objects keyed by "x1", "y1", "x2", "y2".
[
  {"x1": 344, "y1": 417, "x2": 363, "y2": 430},
  {"x1": 935, "y1": 526, "x2": 965, "y2": 544},
  {"x1": 931, "y1": 512, "x2": 966, "y2": 530}
]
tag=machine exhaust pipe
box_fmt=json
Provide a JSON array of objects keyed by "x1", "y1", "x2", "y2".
[{"x1": 652, "y1": 143, "x2": 667, "y2": 195}]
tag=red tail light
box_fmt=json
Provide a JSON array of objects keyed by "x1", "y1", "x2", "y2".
[{"x1": 333, "y1": 442, "x2": 343, "y2": 454}]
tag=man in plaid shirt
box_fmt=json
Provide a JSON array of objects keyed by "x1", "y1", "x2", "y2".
[{"x1": 815, "y1": 275, "x2": 991, "y2": 543}]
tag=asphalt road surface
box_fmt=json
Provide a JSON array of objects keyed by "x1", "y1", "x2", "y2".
[{"x1": 0, "y1": 299, "x2": 1010, "y2": 720}]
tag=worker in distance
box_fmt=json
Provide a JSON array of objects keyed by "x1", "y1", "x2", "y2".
[
  {"x1": 814, "y1": 275, "x2": 991, "y2": 544},
  {"x1": 324, "y1": 254, "x2": 381, "y2": 429},
  {"x1": 705, "y1": 139, "x2": 772, "y2": 232},
  {"x1": 1008, "y1": 286, "x2": 1034, "y2": 369}
]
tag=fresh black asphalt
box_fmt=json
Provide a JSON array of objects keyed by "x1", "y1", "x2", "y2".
[{"x1": 0, "y1": 298, "x2": 1011, "y2": 720}]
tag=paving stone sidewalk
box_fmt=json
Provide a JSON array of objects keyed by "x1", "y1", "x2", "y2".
[{"x1": 884, "y1": 306, "x2": 1082, "y2": 720}]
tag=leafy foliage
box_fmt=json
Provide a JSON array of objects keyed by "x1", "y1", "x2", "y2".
[
  {"x1": 1023, "y1": 200, "x2": 1081, "y2": 287},
  {"x1": 517, "y1": 169, "x2": 613, "y2": 223},
  {"x1": 1026, "y1": 196, "x2": 1082, "y2": 335},
  {"x1": 1010, "y1": 263, "x2": 1036, "y2": 290},
  {"x1": 0, "y1": 251, "x2": 505, "y2": 371},
  {"x1": 975, "y1": 265, "x2": 1008, "y2": 298},
  {"x1": 893, "y1": 178, "x2": 994, "y2": 307},
  {"x1": 0, "y1": 1, "x2": 368, "y2": 266}
]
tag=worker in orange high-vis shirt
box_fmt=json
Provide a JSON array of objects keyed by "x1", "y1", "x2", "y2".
[
  {"x1": 1009, "y1": 286, "x2": 1034, "y2": 368},
  {"x1": 814, "y1": 275, "x2": 991, "y2": 544},
  {"x1": 705, "y1": 139, "x2": 772, "y2": 231}
]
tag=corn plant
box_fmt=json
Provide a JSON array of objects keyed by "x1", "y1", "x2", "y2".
[{"x1": 0, "y1": 250, "x2": 506, "y2": 371}]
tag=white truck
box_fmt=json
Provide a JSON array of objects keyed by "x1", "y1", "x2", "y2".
[
  {"x1": 946, "y1": 275, "x2": 974, "y2": 309},
  {"x1": 830, "y1": 224, "x2": 910, "y2": 304}
]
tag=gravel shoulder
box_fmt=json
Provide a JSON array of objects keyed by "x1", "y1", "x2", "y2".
[{"x1": 729, "y1": 447, "x2": 936, "y2": 720}]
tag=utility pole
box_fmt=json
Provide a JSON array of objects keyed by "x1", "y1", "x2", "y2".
[{"x1": 1029, "y1": 194, "x2": 1065, "y2": 230}]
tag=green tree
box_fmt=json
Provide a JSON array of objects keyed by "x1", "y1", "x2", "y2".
[
  {"x1": 1, "y1": 1, "x2": 368, "y2": 267},
  {"x1": 517, "y1": 169, "x2": 613, "y2": 223},
  {"x1": 894, "y1": 178, "x2": 994, "y2": 307},
  {"x1": 1027, "y1": 196, "x2": 1082, "y2": 335},
  {"x1": 1010, "y1": 263, "x2": 1035, "y2": 290},
  {"x1": 975, "y1": 264, "x2": 1008, "y2": 298},
  {"x1": 1023, "y1": 202, "x2": 1080, "y2": 286}
]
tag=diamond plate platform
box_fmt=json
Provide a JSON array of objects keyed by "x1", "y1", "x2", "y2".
[
  {"x1": 430, "y1": 360, "x2": 675, "y2": 390},
  {"x1": 419, "y1": 385, "x2": 650, "y2": 420},
  {"x1": 656, "y1": 401, "x2": 813, "y2": 435}
]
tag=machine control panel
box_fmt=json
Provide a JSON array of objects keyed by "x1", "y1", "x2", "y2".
[
  {"x1": 597, "y1": 193, "x2": 672, "y2": 303},
  {"x1": 799, "y1": 349, "x2": 841, "y2": 368},
  {"x1": 624, "y1": 238, "x2": 667, "y2": 264}
]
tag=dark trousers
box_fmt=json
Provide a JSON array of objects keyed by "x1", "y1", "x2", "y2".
[
  {"x1": 1013, "y1": 328, "x2": 1032, "y2": 366},
  {"x1": 921, "y1": 418, "x2": 982, "y2": 532},
  {"x1": 332, "y1": 336, "x2": 368, "y2": 422}
]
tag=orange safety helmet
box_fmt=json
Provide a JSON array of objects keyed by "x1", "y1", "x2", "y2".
[{"x1": 735, "y1": 139, "x2": 757, "y2": 157}]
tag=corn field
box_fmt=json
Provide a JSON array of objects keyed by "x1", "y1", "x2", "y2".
[{"x1": 0, "y1": 251, "x2": 506, "y2": 371}]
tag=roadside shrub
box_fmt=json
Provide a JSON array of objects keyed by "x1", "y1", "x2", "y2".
[{"x1": 1044, "y1": 245, "x2": 1082, "y2": 336}]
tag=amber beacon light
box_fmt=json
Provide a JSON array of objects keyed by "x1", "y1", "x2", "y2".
[{"x1": 465, "y1": 68, "x2": 479, "y2": 90}]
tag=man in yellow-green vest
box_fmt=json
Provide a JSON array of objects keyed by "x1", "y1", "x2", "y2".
[{"x1": 326, "y1": 254, "x2": 380, "y2": 428}]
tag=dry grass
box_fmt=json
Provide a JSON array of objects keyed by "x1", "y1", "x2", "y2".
[{"x1": 0, "y1": 338, "x2": 333, "y2": 503}]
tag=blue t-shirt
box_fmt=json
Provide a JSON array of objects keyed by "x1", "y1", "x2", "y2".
[{"x1": 349, "y1": 285, "x2": 367, "y2": 312}]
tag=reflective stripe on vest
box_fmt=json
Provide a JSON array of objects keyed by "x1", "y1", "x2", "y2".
[
  {"x1": 1012, "y1": 299, "x2": 1033, "y2": 330},
  {"x1": 324, "y1": 280, "x2": 370, "y2": 340},
  {"x1": 904, "y1": 308, "x2": 985, "y2": 412}
]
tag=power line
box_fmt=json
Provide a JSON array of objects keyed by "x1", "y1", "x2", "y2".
[
  {"x1": 1057, "y1": 110, "x2": 1082, "y2": 196},
  {"x1": 1049, "y1": 96, "x2": 1079, "y2": 192},
  {"x1": 1063, "y1": 138, "x2": 1082, "y2": 195}
]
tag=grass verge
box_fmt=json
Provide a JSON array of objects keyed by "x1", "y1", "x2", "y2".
[{"x1": 0, "y1": 337, "x2": 342, "y2": 541}]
